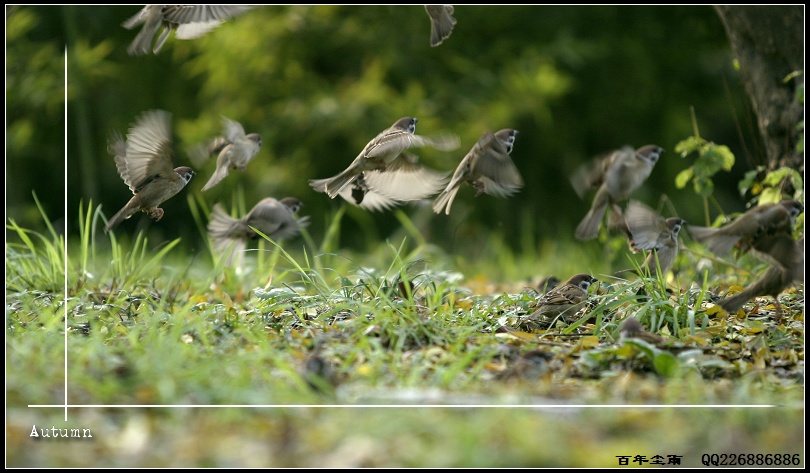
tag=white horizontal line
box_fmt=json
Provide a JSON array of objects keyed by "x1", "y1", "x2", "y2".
[{"x1": 28, "y1": 404, "x2": 778, "y2": 408}]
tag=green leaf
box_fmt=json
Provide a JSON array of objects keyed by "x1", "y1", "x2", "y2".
[
  {"x1": 694, "y1": 175, "x2": 714, "y2": 198},
  {"x1": 762, "y1": 168, "x2": 792, "y2": 186},
  {"x1": 674, "y1": 136, "x2": 703, "y2": 156},
  {"x1": 675, "y1": 168, "x2": 693, "y2": 189},
  {"x1": 758, "y1": 187, "x2": 783, "y2": 205},
  {"x1": 652, "y1": 350, "x2": 681, "y2": 378},
  {"x1": 738, "y1": 169, "x2": 760, "y2": 196},
  {"x1": 713, "y1": 144, "x2": 735, "y2": 170}
]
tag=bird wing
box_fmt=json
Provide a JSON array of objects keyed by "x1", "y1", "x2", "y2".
[
  {"x1": 364, "y1": 159, "x2": 450, "y2": 202},
  {"x1": 245, "y1": 198, "x2": 307, "y2": 241},
  {"x1": 469, "y1": 132, "x2": 523, "y2": 196},
  {"x1": 222, "y1": 116, "x2": 247, "y2": 143},
  {"x1": 624, "y1": 200, "x2": 667, "y2": 251},
  {"x1": 120, "y1": 110, "x2": 175, "y2": 194},
  {"x1": 538, "y1": 284, "x2": 583, "y2": 306},
  {"x1": 160, "y1": 5, "x2": 255, "y2": 25}
]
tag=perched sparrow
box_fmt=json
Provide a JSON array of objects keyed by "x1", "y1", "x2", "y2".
[
  {"x1": 424, "y1": 5, "x2": 457, "y2": 47},
  {"x1": 309, "y1": 117, "x2": 458, "y2": 203},
  {"x1": 122, "y1": 5, "x2": 255, "y2": 56},
  {"x1": 207, "y1": 197, "x2": 309, "y2": 265},
  {"x1": 622, "y1": 200, "x2": 686, "y2": 277},
  {"x1": 524, "y1": 273, "x2": 598, "y2": 327},
  {"x1": 619, "y1": 317, "x2": 667, "y2": 345},
  {"x1": 495, "y1": 348, "x2": 552, "y2": 381},
  {"x1": 718, "y1": 245, "x2": 803, "y2": 318},
  {"x1": 689, "y1": 199, "x2": 803, "y2": 268},
  {"x1": 432, "y1": 129, "x2": 523, "y2": 215},
  {"x1": 572, "y1": 145, "x2": 663, "y2": 240},
  {"x1": 104, "y1": 110, "x2": 194, "y2": 234},
  {"x1": 200, "y1": 117, "x2": 262, "y2": 191}
]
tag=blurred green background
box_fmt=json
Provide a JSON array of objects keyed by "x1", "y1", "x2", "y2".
[{"x1": 7, "y1": 5, "x2": 760, "y2": 255}]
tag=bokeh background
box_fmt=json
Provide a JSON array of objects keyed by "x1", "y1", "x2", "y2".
[{"x1": 7, "y1": 5, "x2": 766, "y2": 257}]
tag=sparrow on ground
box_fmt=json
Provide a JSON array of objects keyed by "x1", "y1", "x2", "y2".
[
  {"x1": 619, "y1": 317, "x2": 667, "y2": 346},
  {"x1": 424, "y1": 5, "x2": 457, "y2": 47},
  {"x1": 571, "y1": 145, "x2": 663, "y2": 240},
  {"x1": 309, "y1": 117, "x2": 459, "y2": 204},
  {"x1": 123, "y1": 5, "x2": 255, "y2": 56},
  {"x1": 432, "y1": 129, "x2": 523, "y2": 215},
  {"x1": 523, "y1": 273, "x2": 598, "y2": 327},
  {"x1": 200, "y1": 117, "x2": 262, "y2": 191},
  {"x1": 689, "y1": 199, "x2": 803, "y2": 269},
  {"x1": 535, "y1": 275, "x2": 561, "y2": 294},
  {"x1": 207, "y1": 197, "x2": 309, "y2": 266},
  {"x1": 622, "y1": 200, "x2": 686, "y2": 277},
  {"x1": 104, "y1": 110, "x2": 194, "y2": 234}
]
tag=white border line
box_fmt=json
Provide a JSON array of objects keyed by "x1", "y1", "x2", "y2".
[
  {"x1": 45, "y1": 7, "x2": 800, "y2": 418},
  {"x1": 63, "y1": 47, "x2": 69, "y2": 423},
  {"x1": 29, "y1": 404, "x2": 778, "y2": 409}
]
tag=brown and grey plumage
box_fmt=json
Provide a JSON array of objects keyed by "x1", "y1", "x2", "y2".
[
  {"x1": 619, "y1": 317, "x2": 667, "y2": 345},
  {"x1": 333, "y1": 167, "x2": 449, "y2": 212},
  {"x1": 536, "y1": 275, "x2": 561, "y2": 295},
  {"x1": 433, "y1": 128, "x2": 523, "y2": 215},
  {"x1": 200, "y1": 117, "x2": 262, "y2": 191},
  {"x1": 572, "y1": 145, "x2": 663, "y2": 240},
  {"x1": 207, "y1": 197, "x2": 309, "y2": 266},
  {"x1": 524, "y1": 273, "x2": 598, "y2": 327},
  {"x1": 689, "y1": 199, "x2": 803, "y2": 269},
  {"x1": 309, "y1": 117, "x2": 458, "y2": 205},
  {"x1": 424, "y1": 5, "x2": 457, "y2": 47},
  {"x1": 623, "y1": 200, "x2": 686, "y2": 277},
  {"x1": 105, "y1": 110, "x2": 194, "y2": 234},
  {"x1": 123, "y1": 5, "x2": 255, "y2": 56},
  {"x1": 718, "y1": 238, "x2": 804, "y2": 318}
]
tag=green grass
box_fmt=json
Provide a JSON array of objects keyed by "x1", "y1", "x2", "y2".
[{"x1": 6, "y1": 199, "x2": 805, "y2": 467}]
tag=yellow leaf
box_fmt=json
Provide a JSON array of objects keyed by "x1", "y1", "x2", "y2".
[
  {"x1": 356, "y1": 364, "x2": 373, "y2": 376},
  {"x1": 496, "y1": 330, "x2": 537, "y2": 342},
  {"x1": 615, "y1": 344, "x2": 636, "y2": 358},
  {"x1": 683, "y1": 334, "x2": 710, "y2": 345},
  {"x1": 577, "y1": 336, "x2": 600, "y2": 350},
  {"x1": 705, "y1": 304, "x2": 727, "y2": 317},
  {"x1": 742, "y1": 321, "x2": 766, "y2": 334}
]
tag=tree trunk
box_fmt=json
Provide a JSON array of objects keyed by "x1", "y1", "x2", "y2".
[{"x1": 714, "y1": 6, "x2": 804, "y2": 172}]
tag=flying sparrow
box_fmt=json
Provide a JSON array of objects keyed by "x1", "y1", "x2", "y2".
[
  {"x1": 122, "y1": 5, "x2": 255, "y2": 56},
  {"x1": 718, "y1": 237, "x2": 803, "y2": 318},
  {"x1": 523, "y1": 273, "x2": 598, "y2": 327},
  {"x1": 622, "y1": 200, "x2": 686, "y2": 277},
  {"x1": 333, "y1": 167, "x2": 449, "y2": 212},
  {"x1": 309, "y1": 117, "x2": 459, "y2": 202},
  {"x1": 200, "y1": 117, "x2": 262, "y2": 191},
  {"x1": 424, "y1": 5, "x2": 457, "y2": 47},
  {"x1": 689, "y1": 199, "x2": 803, "y2": 268},
  {"x1": 104, "y1": 109, "x2": 194, "y2": 234},
  {"x1": 207, "y1": 197, "x2": 310, "y2": 266},
  {"x1": 433, "y1": 129, "x2": 523, "y2": 215},
  {"x1": 572, "y1": 145, "x2": 663, "y2": 240}
]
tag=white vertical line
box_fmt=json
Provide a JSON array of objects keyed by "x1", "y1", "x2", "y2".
[{"x1": 64, "y1": 46, "x2": 69, "y2": 423}]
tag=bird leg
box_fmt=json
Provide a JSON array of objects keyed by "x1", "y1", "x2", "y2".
[{"x1": 147, "y1": 207, "x2": 165, "y2": 221}]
